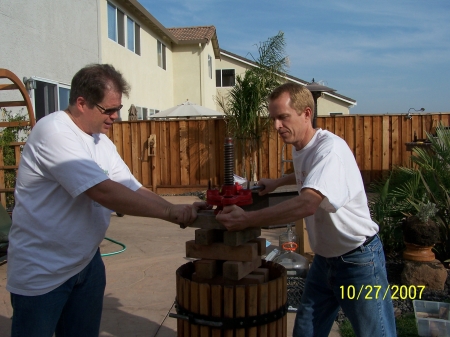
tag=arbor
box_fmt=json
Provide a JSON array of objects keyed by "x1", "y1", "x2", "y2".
[
  {"x1": 0, "y1": 108, "x2": 31, "y2": 209},
  {"x1": 217, "y1": 31, "x2": 289, "y2": 181}
]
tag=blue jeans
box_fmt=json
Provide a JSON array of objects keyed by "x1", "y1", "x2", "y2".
[
  {"x1": 293, "y1": 235, "x2": 396, "y2": 337},
  {"x1": 10, "y1": 249, "x2": 106, "y2": 337}
]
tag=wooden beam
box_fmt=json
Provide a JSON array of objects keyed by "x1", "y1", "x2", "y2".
[
  {"x1": 250, "y1": 268, "x2": 269, "y2": 282},
  {"x1": 0, "y1": 84, "x2": 19, "y2": 90},
  {"x1": 222, "y1": 257, "x2": 262, "y2": 281},
  {"x1": 0, "y1": 101, "x2": 26, "y2": 107},
  {"x1": 186, "y1": 240, "x2": 258, "y2": 261},
  {"x1": 223, "y1": 228, "x2": 261, "y2": 246},
  {"x1": 195, "y1": 228, "x2": 224, "y2": 245},
  {"x1": 188, "y1": 210, "x2": 226, "y2": 230},
  {"x1": 194, "y1": 259, "x2": 219, "y2": 279},
  {"x1": 191, "y1": 273, "x2": 265, "y2": 286},
  {"x1": 0, "y1": 121, "x2": 31, "y2": 127},
  {"x1": 248, "y1": 238, "x2": 266, "y2": 256}
]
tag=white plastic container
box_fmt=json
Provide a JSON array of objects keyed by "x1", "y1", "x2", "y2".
[{"x1": 413, "y1": 300, "x2": 450, "y2": 337}]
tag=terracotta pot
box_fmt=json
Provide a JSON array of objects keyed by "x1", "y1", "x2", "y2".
[{"x1": 403, "y1": 242, "x2": 435, "y2": 262}]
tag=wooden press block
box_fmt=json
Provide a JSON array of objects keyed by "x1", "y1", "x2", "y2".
[
  {"x1": 186, "y1": 240, "x2": 258, "y2": 261},
  {"x1": 194, "y1": 228, "x2": 224, "y2": 245},
  {"x1": 223, "y1": 227, "x2": 261, "y2": 246},
  {"x1": 188, "y1": 210, "x2": 226, "y2": 230},
  {"x1": 248, "y1": 237, "x2": 266, "y2": 255},
  {"x1": 191, "y1": 273, "x2": 265, "y2": 286},
  {"x1": 236, "y1": 273, "x2": 265, "y2": 285},
  {"x1": 222, "y1": 256, "x2": 262, "y2": 281},
  {"x1": 194, "y1": 259, "x2": 219, "y2": 279},
  {"x1": 250, "y1": 267, "x2": 270, "y2": 282}
]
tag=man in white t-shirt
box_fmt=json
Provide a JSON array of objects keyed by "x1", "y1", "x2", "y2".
[
  {"x1": 7, "y1": 64, "x2": 206, "y2": 337},
  {"x1": 216, "y1": 83, "x2": 396, "y2": 337}
]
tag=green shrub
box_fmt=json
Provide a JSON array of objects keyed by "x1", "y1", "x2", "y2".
[{"x1": 368, "y1": 123, "x2": 450, "y2": 261}]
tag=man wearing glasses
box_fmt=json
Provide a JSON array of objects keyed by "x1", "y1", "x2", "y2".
[{"x1": 6, "y1": 64, "x2": 206, "y2": 336}]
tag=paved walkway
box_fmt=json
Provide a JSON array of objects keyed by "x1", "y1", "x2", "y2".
[{"x1": 0, "y1": 196, "x2": 340, "y2": 337}]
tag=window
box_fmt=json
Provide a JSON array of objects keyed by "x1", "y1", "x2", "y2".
[
  {"x1": 216, "y1": 69, "x2": 235, "y2": 87},
  {"x1": 135, "y1": 107, "x2": 155, "y2": 120},
  {"x1": 108, "y1": 2, "x2": 125, "y2": 46},
  {"x1": 33, "y1": 79, "x2": 70, "y2": 121},
  {"x1": 58, "y1": 87, "x2": 70, "y2": 111},
  {"x1": 107, "y1": 2, "x2": 140, "y2": 54},
  {"x1": 136, "y1": 106, "x2": 143, "y2": 120},
  {"x1": 135, "y1": 23, "x2": 141, "y2": 55},
  {"x1": 208, "y1": 55, "x2": 212, "y2": 79},
  {"x1": 127, "y1": 17, "x2": 134, "y2": 52},
  {"x1": 157, "y1": 40, "x2": 166, "y2": 70},
  {"x1": 107, "y1": 3, "x2": 116, "y2": 41},
  {"x1": 117, "y1": 9, "x2": 125, "y2": 47}
]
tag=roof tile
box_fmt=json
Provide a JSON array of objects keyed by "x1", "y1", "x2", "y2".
[{"x1": 168, "y1": 26, "x2": 216, "y2": 42}]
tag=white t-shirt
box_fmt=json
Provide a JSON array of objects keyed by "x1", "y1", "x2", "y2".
[
  {"x1": 293, "y1": 129, "x2": 378, "y2": 257},
  {"x1": 7, "y1": 111, "x2": 142, "y2": 296}
]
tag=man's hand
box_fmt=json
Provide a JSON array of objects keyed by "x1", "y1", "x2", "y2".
[
  {"x1": 216, "y1": 205, "x2": 249, "y2": 231},
  {"x1": 257, "y1": 178, "x2": 278, "y2": 196},
  {"x1": 167, "y1": 204, "x2": 196, "y2": 227},
  {"x1": 193, "y1": 201, "x2": 212, "y2": 211},
  {"x1": 169, "y1": 201, "x2": 212, "y2": 228}
]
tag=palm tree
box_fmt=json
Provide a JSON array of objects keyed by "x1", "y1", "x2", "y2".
[{"x1": 217, "y1": 31, "x2": 289, "y2": 181}]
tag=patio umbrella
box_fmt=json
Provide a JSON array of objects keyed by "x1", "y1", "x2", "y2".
[{"x1": 150, "y1": 101, "x2": 225, "y2": 119}]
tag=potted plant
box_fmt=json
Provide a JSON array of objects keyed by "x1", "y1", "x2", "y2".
[{"x1": 402, "y1": 201, "x2": 440, "y2": 262}]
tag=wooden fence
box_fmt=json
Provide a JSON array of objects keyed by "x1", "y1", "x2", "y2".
[
  {"x1": 1, "y1": 112, "x2": 449, "y2": 206},
  {"x1": 106, "y1": 112, "x2": 450, "y2": 194}
]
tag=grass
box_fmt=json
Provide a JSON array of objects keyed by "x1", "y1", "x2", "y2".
[{"x1": 339, "y1": 313, "x2": 419, "y2": 337}]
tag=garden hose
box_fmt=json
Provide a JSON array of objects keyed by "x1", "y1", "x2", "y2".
[{"x1": 101, "y1": 237, "x2": 126, "y2": 256}]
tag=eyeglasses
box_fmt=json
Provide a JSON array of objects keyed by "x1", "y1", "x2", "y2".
[{"x1": 95, "y1": 103, "x2": 123, "y2": 116}]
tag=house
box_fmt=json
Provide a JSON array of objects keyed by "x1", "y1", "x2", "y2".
[
  {"x1": 101, "y1": 0, "x2": 220, "y2": 119},
  {"x1": 0, "y1": 0, "x2": 100, "y2": 120},
  {"x1": 0, "y1": 0, "x2": 356, "y2": 122},
  {"x1": 217, "y1": 49, "x2": 357, "y2": 116}
]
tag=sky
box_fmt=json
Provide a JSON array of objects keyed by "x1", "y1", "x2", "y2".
[{"x1": 139, "y1": 0, "x2": 450, "y2": 115}]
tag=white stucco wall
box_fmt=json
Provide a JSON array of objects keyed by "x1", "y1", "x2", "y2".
[
  {"x1": 201, "y1": 43, "x2": 219, "y2": 110},
  {"x1": 0, "y1": 0, "x2": 99, "y2": 95},
  {"x1": 170, "y1": 42, "x2": 217, "y2": 110},
  {"x1": 100, "y1": 0, "x2": 174, "y2": 120},
  {"x1": 319, "y1": 94, "x2": 351, "y2": 115},
  {"x1": 172, "y1": 44, "x2": 202, "y2": 107}
]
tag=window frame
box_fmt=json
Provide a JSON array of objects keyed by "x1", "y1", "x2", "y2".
[
  {"x1": 107, "y1": 1, "x2": 140, "y2": 55},
  {"x1": 127, "y1": 16, "x2": 134, "y2": 52},
  {"x1": 157, "y1": 40, "x2": 167, "y2": 70},
  {"x1": 134, "y1": 22, "x2": 141, "y2": 55},
  {"x1": 28, "y1": 77, "x2": 70, "y2": 121},
  {"x1": 107, "y1": 2, "x2": 116, "y2": 41},
  {"x1": 216, "y1": 69, "x2": 236, "y2": 87},
  {"x1": 117, "y1": 9, "x2": 125, "y2": 47},
  {"x1": 208, "y1": 55, "x2": 212, "y2": 79}
]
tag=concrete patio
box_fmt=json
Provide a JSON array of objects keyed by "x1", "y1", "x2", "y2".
[{"x1": 0, "y1": 195, "x2": 339, "y2": 337}]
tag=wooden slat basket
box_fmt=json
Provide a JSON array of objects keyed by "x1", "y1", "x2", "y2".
[{"x1": 173, "y1": 260, "x2": 287, "y2": 337}]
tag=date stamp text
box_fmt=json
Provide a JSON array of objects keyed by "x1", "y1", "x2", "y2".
[{"x1": 340, "y1": 285, "x2": 425, "y2": 300}]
